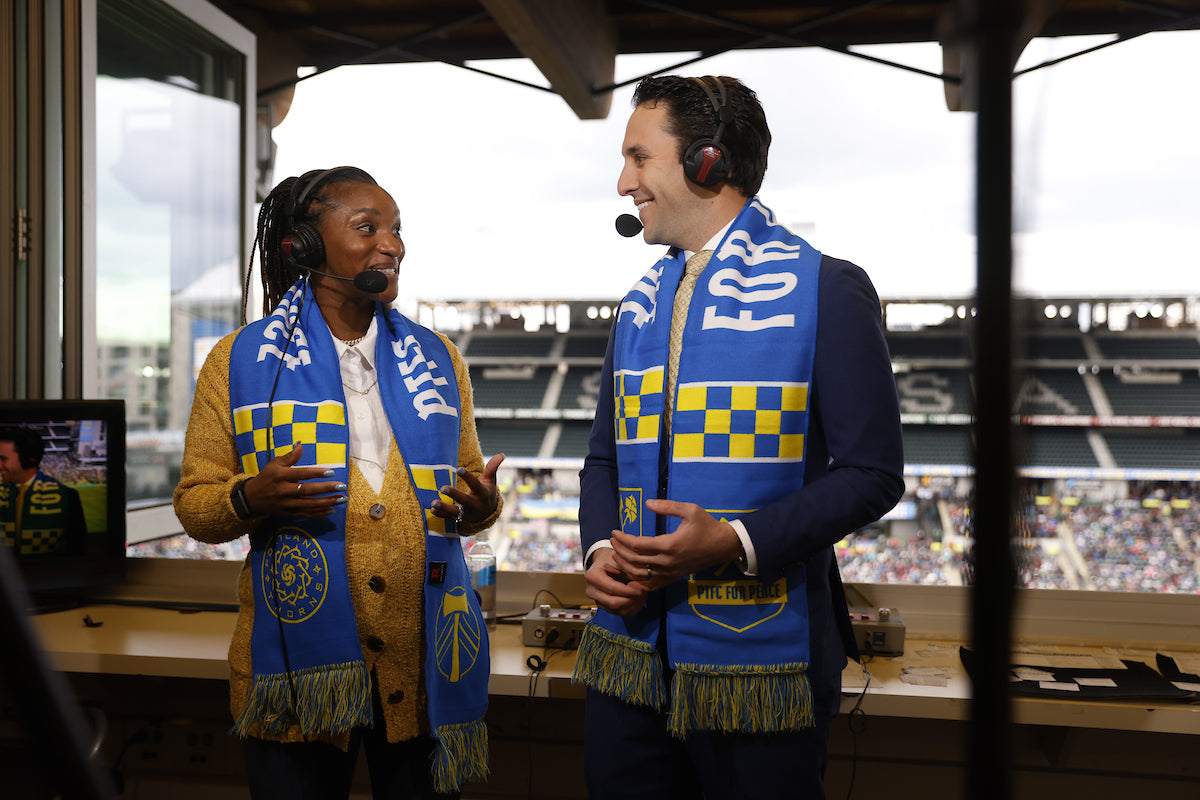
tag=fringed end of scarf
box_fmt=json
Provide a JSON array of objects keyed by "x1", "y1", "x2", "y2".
[
  {"x1": 430, "y1": 718, "x2": 489, "y2": 794},
  {"x1": 231, "y1": 661, "x2": 373, "y2": 738},
  {"x1": 571, "y1": 623, "x2": 666, "y2": 709},
  {"x1": 668, "y1": 662, "x2": 813, "y2": 738}
]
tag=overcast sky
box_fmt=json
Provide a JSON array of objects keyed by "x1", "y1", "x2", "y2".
[{"x1": 269, "y1": 31, "x2": 1199, "y2": 307}]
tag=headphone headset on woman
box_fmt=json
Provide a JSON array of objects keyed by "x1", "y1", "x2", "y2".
[
  {"x1": 683, "y1": 77, "x2": 734, "y2": 187},
  {"x1": 280, "y1": 167, "x2": 346, "y2": 268}
]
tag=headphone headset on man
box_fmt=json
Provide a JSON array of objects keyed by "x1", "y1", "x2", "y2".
[
  {"x1": 683, "y1": 76, "x2": 734, "y2": 187},
  {"x1": 18, "y1": 447, "x2": 40, "y2": 470},
  {"x1": 280, "y1": 167, "x2": 346, "y2": 269}
]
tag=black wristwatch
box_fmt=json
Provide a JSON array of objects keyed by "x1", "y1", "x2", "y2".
[{"x1": 231, "y1": 478, "x2": 255, "y2": 520}]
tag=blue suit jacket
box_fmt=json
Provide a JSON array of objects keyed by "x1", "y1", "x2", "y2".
[{"x1": 578, "y1": 253, "x2": 905, "y2": 719}]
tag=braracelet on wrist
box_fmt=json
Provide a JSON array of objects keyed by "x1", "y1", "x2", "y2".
[{"x1": 231, "y1": 478, "x2": 254, "y2": 520}]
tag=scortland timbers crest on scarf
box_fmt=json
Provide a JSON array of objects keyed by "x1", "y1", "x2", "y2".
[{"x1": 434, "y1": 585, "x2": 485, "y2": 682}]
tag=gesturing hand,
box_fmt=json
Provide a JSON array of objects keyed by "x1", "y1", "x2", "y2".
[
  {"x1": 608, "y1": 499, "x2": 743, "y2": 590},
  {"x1": 240, "y1": 442, "x2": 347, "y2": 519},
  {"x1": 585, "y1": 548, "x2": 650, "y2": 617},
  {"x1": 431, "y1": 453, "x2": 505, "y2": 524}
]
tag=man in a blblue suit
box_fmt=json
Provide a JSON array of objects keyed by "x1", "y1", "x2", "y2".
[{"x1": 574, "y1": 75, "x2": 905, "y2": 799}]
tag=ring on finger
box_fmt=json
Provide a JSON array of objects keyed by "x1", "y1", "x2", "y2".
[
  {"x1": 455, "y1": 503, "x2": 465, "y2": 524},
  {"x1": 296, "y1": 482, "x2": 304, "y2": 497},
  {"x1": 646, "y1": 565, "x2": 653, "y2": 580}
]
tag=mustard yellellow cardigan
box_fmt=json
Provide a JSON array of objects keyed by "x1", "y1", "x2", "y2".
[{"x1": 173, "y1": 327, "x2": 501, "y2": 748}]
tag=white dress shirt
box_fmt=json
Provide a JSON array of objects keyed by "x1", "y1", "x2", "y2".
[{"x1": 333, "y1": 317, "x2": 390, "y2": 494}]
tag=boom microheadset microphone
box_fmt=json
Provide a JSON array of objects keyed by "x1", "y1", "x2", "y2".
[
  {"x1": 299, "y1": 266, "x2": 390, "y2": 294},
  {"x1": 615, "y1": 214, "x2": 644, "y2": 238}
]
